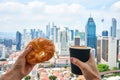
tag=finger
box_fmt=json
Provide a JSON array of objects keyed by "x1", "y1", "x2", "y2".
[
  {"x1": 21, "y1": 45, "x2": 32, "y2": 57},
  {"x1": 89, "y1": 51, "x2": 95, "y2": 62},
  {"x1": 87, "y1": 52, "x2": 96, "y2": 65},
  {"x1": 70, "y1": 57, "x2": 84, "y2": 69}
]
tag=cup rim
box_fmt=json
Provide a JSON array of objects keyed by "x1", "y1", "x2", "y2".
[{"x1": 70, "y1": 46, "x2": 91, "y2": 49}]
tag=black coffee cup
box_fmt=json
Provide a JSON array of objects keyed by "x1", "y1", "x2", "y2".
[{"x1": 69, "y1": 46, "x2": 91, "y2": 75}]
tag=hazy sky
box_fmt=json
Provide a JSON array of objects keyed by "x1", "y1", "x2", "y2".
[{"x1": 0, "y1": 0, "x2": 120, "y2": 35}]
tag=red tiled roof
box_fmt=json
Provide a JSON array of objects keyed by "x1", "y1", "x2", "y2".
[{"x1": 0, "y1": 61, "x2": 8, "y2": 65}]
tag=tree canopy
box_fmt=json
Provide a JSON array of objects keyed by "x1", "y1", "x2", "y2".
[{"x1": 97, "y1": 64, "x2": 109, "y2": 72}]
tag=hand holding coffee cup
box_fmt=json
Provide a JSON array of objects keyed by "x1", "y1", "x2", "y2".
[{"x1": 69, "y1": 46, "x2": 91, "y2": 75}]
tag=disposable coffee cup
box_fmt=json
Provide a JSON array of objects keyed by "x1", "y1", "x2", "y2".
[{"x1": 69, "y1": 46, "x2": 91, "y2": 75}]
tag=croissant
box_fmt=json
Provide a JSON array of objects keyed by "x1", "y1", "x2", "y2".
[{"x1": 26, "y1": 38, "x2": 55, "y2": 65}]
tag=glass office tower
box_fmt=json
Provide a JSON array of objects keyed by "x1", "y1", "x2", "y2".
[
  {"x1": 102, "y1": 30, "x2": 108, "y2": 36},
  {"x1": 85, "y1": 16, "x2": 96, "y2": 50},
  {"x1": 110, "y1": 18, "x2": 117, "y2": 37},
  {"x1": 16, "y1": 31, "x2": 22, "y2": 50}
]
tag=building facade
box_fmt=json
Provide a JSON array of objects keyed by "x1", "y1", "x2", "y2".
[
  {"x1": 0, "y1": 45, "x2": 5, "y2": 58},
  {"x1": 16, "y1": 31, "x2": 22, "y2": 50},
  {"x1": 110, "y1": 18, "x2": 117, "y2": 37},
  {"x1": 74, "y1": 36, "x2": 80, "y2": 46},
  {"x1": 97, "y1": 36, "x2": 119, "y2": 69},
  {"x1": 58, "y1": 28, "x2": 69, "y2": 56},
  {"x1": 70, "y1": 30, "x2": 74, "y2": 41},
  {"x1": 46, "y1": 23, "x2": 50, "y2": 39},
  {"x1": 102, "y1": 30, "x2": 108, "y2": 36},
  {"x1": 85, "y1": 16, "x2": 96, "y2": 50},
  {"x1": 116, "y1": 29, "x2": 120, "y2": 39}
]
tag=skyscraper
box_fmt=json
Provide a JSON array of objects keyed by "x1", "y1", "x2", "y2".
[
  {"x1": 102, "y1": 30, "x2": 108, "y2": 36},
  {"x1": 4, "y1": 39, "x2": 12, "y2": 48},
  {"x1": 21, "y1": 29, "x2": 31, "y2": 49},
  {"x1": 50, "y1": 22, "x2": 59, "y2": 43},
  {"x1": 116, "y1": 29, "x2": 120, "y2": 39},
  {"x1": 56, "y1": 27, "x2": 60, "y2": 43},
  {"x1": 70, "y1": 30, "x2": 74, "y2": 41},
  {"x1": 74, "y1": 36, "x2": 80, "y2": 46},
  {"x1": 97, "y1": 36, "x2": 119, "y2": 69},
  {"x1": 85, "y1": 16, "x2": 96, "y2": 50},
  {"x1": 46, "y1": 23, "x2": 50, "y2": 39},
  {"x1": 31, "y1": 29, "x2": 36, "y2": 39},
  {"x1": 110, "y1": 18, "x2": 117, "y2": 37},
  {"x1": 16, "y1": 31, "x2": 22, "y2": 50},
  {"x1": 0, "y1": 45, "x2": 5, "y2": 58},
  {"x1": 58, "y1": 28, "x2": 69, "y2": 56}
]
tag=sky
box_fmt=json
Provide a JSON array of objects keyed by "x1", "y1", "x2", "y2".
[{"x1": 0, "y1": 0, "x2": 120, "y2": 35}]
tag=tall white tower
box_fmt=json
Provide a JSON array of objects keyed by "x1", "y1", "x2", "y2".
[
  {"x1": 21, "y1": 29, "x2": 32, "y2": 49},
  {"x1": 108, "y1": 37, "x2": 118, "y2": 69},
  {"x1": 0, "y1": 45, "x2": 5, "y2": 59},
  {"x1": 58, "y1": 28, "x2": 69, "y2": 56},
  {"x1": 97, "y1": 36, "x2": 119, "y2": 69}
]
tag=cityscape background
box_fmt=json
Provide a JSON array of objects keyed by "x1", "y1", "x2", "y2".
[{"x1": 0, "y1": 0, "x2": 120, "y2": 80}]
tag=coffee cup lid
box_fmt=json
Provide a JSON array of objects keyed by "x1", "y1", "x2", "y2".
[{"x1": 70, "y1": 46, "x2": 91, "y2": 49}]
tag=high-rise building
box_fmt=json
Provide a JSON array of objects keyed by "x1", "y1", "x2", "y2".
[
  {"x1": 70, "y1": 30, "x2": 74, "y2": 41},
  {"x1": 31, "y1": 29, "x2": 36, "y2": 39},
  {"x1": 75, "y1": 29, "x2": 79, "y2": 36},
  {"x1": 97, "y1": 36, "x2": 119, "y2": 69},
  {"x1": 64, "y1": 27, "x2": 70, "y2": 42},
  {"x1": 4, "y1": 39, "x2": 12, "y2": 48},
  {"x1": 79, "y1": 32, "x2": 85, "y2": 41},
  {"x1": 16, "y1": 31, "x2": 22, "y2": 50},
  {"x1": 0, "y1": 45, "x2": 5, "y2": 58},
  {"x1": 102, "y1": 30, "x2": 108, "y2": 36},
  {"x1": 56, "y1": 27, "x2": 60, "y2": 43},
  {"x1": 75, "y1": 31, "x2": 85, "y2": 40},
  {"x1": 50, "y1": 22, "x2": 59, "y2": 43},
  {"x1": 53, "y1": 25, "x2": 57, "y2": 43},
  {"x1": 116, "y1": 29, "x2": 120, "y2": 39},
  {"x1": 50, "y1": 27, "x2": 54, "y2": 40},
  {"x1": 37, "y1": 29, "x2": 40, "y2": 38},
  {"x1": 85, "y1": 16, "x2": 96, "y2": 49},
  {"x1": 116, "y1": 29, "x2": 120, "y2": 54},
  {"x1": 46, "y1": 23, "x2": 50, "y2": 39},
  {"x1": 58, "y1": 28, "x2": 69, "y2": 56},
  {"x1": 74, "y1": 36, "x2": 80, "y2": 46},
  {"x1": 21, "y1": 29, "x2": 31, "y2": 49},
  {"x1": 110, "y1": 18, "x2": 117, "y2": 37},
  {"x1": 75, "y1": 31, "x2": 85, "y2": 46}
]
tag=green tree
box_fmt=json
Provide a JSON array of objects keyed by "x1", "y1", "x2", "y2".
[
  {"x1": 112, "y1": 67, "x2": 119, "y2": 70},
  {"x1": 24, "y1": 75, "x2": 31, "y2": 80},
  {"x1": 97, "y1": 64, "x2": 109, "y2": 72},
  {"x1": 49, "y1": 75, "x2": 57, "y2": 80},
  {"x1": 64, "y1": 65, "x2": 67, "y2": 68}
]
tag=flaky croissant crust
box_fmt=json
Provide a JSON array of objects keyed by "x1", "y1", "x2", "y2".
[{"x1": 26, "y1": 38, "x2": 55, "y2": 65}]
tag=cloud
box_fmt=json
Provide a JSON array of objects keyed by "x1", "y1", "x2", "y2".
[
  {"x1": 44, "y1": 3, "x2": 85, "y2": 14},
  {"x1": 26, "y1": 1, "x2": 46, "y2": 14},
  {"x1": 0, "y1": 1, "x2": 87, "y2": 24},
  {"x1": 110, "y1": 1, "x2": 120, "y2": 12},
  {"x1": 0, "y1": 0, "x2": 120, "y2": 34},
  {"x1": 0, "y1": 2, "x2": 25, "y2": 15}
]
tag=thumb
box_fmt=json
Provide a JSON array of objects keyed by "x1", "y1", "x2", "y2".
[
  {"x1": 21, "y1": 45, "x2": 32, "y2": 57},
  {"x1": 70, "y1": 57, "x2": 84, "y2": 69}
]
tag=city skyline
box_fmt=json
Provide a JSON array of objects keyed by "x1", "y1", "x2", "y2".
[{"x1": 0, "y1": 0, "x2": 120, "y2": 35}]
